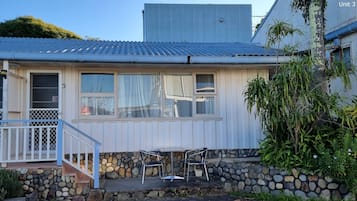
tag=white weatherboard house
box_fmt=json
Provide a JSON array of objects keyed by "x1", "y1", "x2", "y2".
[{"x1": 0, "y1": 37, "x2": 289, "y2": 187}]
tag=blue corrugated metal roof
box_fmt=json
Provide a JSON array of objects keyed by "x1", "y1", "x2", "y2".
[{"x1": 0, "y1": 37, "x2": 284, "y2": 64}]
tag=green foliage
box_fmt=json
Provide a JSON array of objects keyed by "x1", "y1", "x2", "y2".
[
  {"x1": 0, "y1": 16, "x2": 81, "y2": 39},
  {"x1": 231, "y1": 192, "x2": 328, "y2": 201},
  {"x1": 291, "y1": 0, "x2": 327, "y2": 23},
  {"x1": 245, "y1": 57, "x2": 348, "y2": 167},
  {"x1": 266, "y1": 20, "x2": 303, "y2": 49},
  {"x1": 0, "y1": 169, "x2": 23, "y2": 198},
  {"x1": 314, "y1": 101, "x2": 357, "y2": 194},
  {"x1": 0, "y1": 187, "x2": 6, "y2": 201},
  {"x1": 245, "y1": 55, "x2": 356, "y2": 195}
]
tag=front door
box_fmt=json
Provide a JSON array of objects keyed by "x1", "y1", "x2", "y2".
[{"x1": 29, "y1": 73, "x2": 60, "y2": 151}]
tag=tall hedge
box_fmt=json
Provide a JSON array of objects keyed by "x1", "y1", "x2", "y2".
[{"x1": 0, "y1": 16, "x2": 81, "y2": 39}]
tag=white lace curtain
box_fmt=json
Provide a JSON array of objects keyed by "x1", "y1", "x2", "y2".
[{"x1": 118, "y1": 74, "x2": 161, "y2": 118}]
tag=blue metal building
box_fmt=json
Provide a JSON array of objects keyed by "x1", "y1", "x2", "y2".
[{"x1": 143, "y1": 4, "x2": 252, "y2": 43}]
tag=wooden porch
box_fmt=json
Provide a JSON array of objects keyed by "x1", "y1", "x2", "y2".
[{"x1": 0, "y1": 119, "x2": 101, "y2": 188}]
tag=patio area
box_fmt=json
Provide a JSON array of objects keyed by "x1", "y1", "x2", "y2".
[{"x1": 99, "y1": 177, "x2": 225, "y2": 200}]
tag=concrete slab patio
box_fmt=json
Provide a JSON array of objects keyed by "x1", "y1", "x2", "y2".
[{"x1": 100, "y1": 177, "x2": 227, "y2": 200}]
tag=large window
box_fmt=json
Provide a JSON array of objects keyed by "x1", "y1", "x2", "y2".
[
  {"x1": 80, "y1": 72, "x2": 216, "y2": 118},
  {"x1": 80, "y1": 73, "x2": 114, "y2": 116}
]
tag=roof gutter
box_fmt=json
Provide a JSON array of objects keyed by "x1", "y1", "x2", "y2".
[
  {"x1": 0, "y1": 53, "x2": 291, "y2": 64},
  {"x1": 325, "y1": 21, "x2": 357, "y2": 41},
  {"x1": 0, "y1": 53, "x2": 188, "y2": 64},
  {"x1": 190, "y1": 55, "x2": 291, "y2": 64}
]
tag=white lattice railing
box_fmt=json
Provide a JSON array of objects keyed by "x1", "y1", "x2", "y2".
[
  {"x1": 0, "y1": 119, "x2": 101, "y2": 189},
  {"x1": 29, "y1": 108, "x2": 59, "y2": 120}
]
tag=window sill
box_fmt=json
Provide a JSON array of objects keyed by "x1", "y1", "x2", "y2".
[{"x1": 72, "y1": 116, "x2": 223, "y2": 123}]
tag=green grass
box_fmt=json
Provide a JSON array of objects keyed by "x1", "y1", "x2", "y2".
[{"x1": 230, "y1": 192, "x2": 328, "y2": 201}]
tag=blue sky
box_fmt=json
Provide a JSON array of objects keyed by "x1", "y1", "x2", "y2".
[{"x1": 0, "y1": 0, "x2": 275, "y2": 41}]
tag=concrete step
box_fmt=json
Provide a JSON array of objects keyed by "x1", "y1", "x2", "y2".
[
  {"x1": 4, "y1": 198, "x2": 26, "y2": 201},
  {"x1": 62, "y1": 162, "x2": 92, "y2": 186}
]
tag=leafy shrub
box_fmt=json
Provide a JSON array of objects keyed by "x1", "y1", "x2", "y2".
[
  {"x1": 0, "y1": 187, "x2": 7, "y2": 201},
  {"x1": 314, "y1": 101, "x2": 357, "y2": 195},
  {"x1": 245, "y1": 55, "x2": 356, "y2": 196},
  {"x1": 0, "y1": 169, "x2": 23, "y2": 198}
]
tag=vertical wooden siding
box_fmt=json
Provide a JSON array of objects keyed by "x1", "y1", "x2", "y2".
[{"x1": 71, "y1": 69, "x2": 266, "y2": 152}]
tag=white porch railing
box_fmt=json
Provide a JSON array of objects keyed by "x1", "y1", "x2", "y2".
[
  {"x1": 60, "y1": 120, "x2": 100, "y2": 188},
  {"x1": 0, "y1": 119, "x2": 100, "y2": 188}
]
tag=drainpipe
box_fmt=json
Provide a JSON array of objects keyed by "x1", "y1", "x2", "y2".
[{"x1": 1, "y1": 60, "x2": 8, "y2": 167}]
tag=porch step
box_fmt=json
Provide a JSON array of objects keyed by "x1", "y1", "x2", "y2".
[
  {"x1": 5, "y1": 161, "x2": 58, "y2": 170},
  {"x1": 62, "y1": 162, "x2": 92, "y2": 187}
]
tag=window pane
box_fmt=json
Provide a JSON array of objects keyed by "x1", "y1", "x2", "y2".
[
  {"x1": 81, "y1": 73, "x2": 114, "y2": 93},
  {"x1": 0, "y1": 76, "x2": 3, "y2": 109},
  {"x1": 331, "y1": 47, "x2": 351, "y2": 69},
  {"x1": 81, "y1": 96, "x2": 114, "y2": 116},
  {"x1": 343, "y1": 47, "x2": 351, "y2": 69},
  {"x1": 31, "y1": 74, "x2": 58, "y2": 108},
  {"x1": 163, "y1": 74, "x2": 193, "y2": 117},
  {"x1": 118, "y1": 74, "x2": 161, "y2": 118},
  {"x1": 196, "y1": 96, "x2": 215, "y2": 115},
  {"x1": 196, "y1": 74, "x2": 215, "y2": 93}
]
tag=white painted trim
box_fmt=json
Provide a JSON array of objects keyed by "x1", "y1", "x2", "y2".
[
  {"x1": 2, "y1": 60, "x2": 9, "y2": 120},
  {"x1": 26, "y1": 70, "x2": 63, "y2": 119}
]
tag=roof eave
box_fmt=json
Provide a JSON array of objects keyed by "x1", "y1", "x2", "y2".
[{"x1": 0, "y1": 53, "x2": 188, "y2": 64}]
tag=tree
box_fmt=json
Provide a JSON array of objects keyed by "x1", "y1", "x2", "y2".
[
  {"x1": 266, "y1": 20, "x2": 302, "y2": 50},
  {"x1": 292, "y1": 0, "x2": 328, "y2": 91},
  {"x1": 0, "y1": 16, "x2": 81, "y2": 39}
]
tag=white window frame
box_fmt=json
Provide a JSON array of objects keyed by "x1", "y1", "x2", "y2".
[
  {"x1": 79, "y1": 72, "x2": 116, "y2": 118},
  {"x1": 193, "y1": 73, "x2": 217, "y2": 116},
  {"x1": 78, "y1": 71, "x2": 217, "y2": 119}
]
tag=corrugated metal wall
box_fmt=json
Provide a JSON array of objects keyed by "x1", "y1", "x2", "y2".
[{"x1": 143, "y1": 4, "x2": 252, "y2": 43}]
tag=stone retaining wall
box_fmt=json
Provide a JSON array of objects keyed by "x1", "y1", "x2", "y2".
[
  {"x1": 208, "y1": 160, "x2": 356, "y2": 201},
  {"x1": 14, "y1": 150, "x2": 356, "y2": 201},
  {"x1": 99, "y1": 149, "x2": 258, "y2": 179},
  {"x1": 17, "y1": 167, "x2": 82, "y2": 201}
]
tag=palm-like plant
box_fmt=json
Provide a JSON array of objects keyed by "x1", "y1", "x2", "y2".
[{"x1": 292, "y1": 0, "x2": 328, "y2": 92}]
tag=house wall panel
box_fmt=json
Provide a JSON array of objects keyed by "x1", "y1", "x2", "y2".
[
  {"x1": 181, "y1": 121, "x2": 193, "y2": 149},
  {"x1": 57, "y1": 67, "x2": 266, "y2": 153},
  {"x1": 8, "y1": 69, "x2": 23, "y2": 119},
  {"x1": 192, "y1": 120, "x2": 204, "y2": 148}
]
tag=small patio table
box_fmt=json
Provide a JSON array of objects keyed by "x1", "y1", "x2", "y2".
[{"x1": 159, "y1": 147, "x2": 186, "y2": 181}]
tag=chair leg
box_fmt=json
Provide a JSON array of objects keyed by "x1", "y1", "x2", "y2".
[
  {"x1": 186, "y1": 164, "x2": 190, "y2": 182},
  {"x1": 142, "y1": 166, "x2": 146, "y2": 184},
  {"x1": 204, "y1": 163, "x2": 209, "y2": 181},
  {"x1": 183, "y1": 162, "x2": 186, "y2": 178}
]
